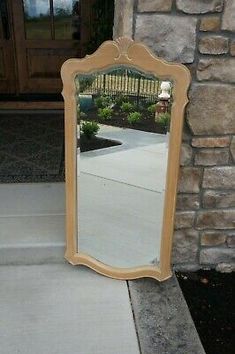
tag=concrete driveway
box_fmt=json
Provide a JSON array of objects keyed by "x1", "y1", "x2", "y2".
[{"x1": 79, "y1": 125, "x2": 168, "y2": 267}]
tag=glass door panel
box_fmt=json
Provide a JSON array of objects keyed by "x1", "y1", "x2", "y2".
[
  {"x1": 12, "y1": 0, "x2": 83, "y2": 93},
  {"x1": 54, "y1": 0, "x2": 80, "y2": 40},
  {"x1": 23, "y1": 0, "x2": 51, "y2": 39},
  {"x1": 23, "y1": 1, "x2": 81, "y2": 41}
]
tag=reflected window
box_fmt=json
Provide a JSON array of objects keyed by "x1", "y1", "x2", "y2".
[
  {"x1": 54, "y1": 0, "x2": 80, "y2": 40},
  {"x1": 71, "y1": 1, "x2": 81, "y2": 40},
  {"x1": 23, "y1": 0, "x2": 51, "y2": 39},
  {"x1": 22, "y1": 0, "x2": 113, "y2": 53},
  {"x1": 23, "y1": 0, "x2": 81, "y2": 40}
]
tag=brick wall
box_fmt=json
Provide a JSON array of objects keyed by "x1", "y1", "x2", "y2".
[{"x1": 114, "y1": 0, "x2": 235, "y2": 271}]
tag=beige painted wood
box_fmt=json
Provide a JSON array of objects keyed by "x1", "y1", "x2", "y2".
[{"x1": 61, "y1": 37, "x2": 191, "y2": 281}]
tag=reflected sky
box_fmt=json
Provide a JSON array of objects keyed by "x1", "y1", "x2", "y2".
[{"x1": 24, "y1": 0, "x2": 76, "y2": 18}]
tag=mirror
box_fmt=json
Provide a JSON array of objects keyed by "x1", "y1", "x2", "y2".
[
  {"x1": 77, "y1": 68, "x2": 171, "y2": 269},
  {"x1": 61, "y1": 37, "x2": 191, "y2": 281}
]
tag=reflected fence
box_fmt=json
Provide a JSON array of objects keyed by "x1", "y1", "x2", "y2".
[{"x1": 79, "y1": 70, "x2": 162, "y2": 103}]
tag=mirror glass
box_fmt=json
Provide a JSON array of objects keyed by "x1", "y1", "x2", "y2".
[{"x1": 75, "y1": 66, "x2": 173, "y2": 268}]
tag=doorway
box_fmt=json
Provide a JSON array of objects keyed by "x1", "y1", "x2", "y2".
[{"x1": 0, "y1": 0, "x2": 99, "y2": 95}]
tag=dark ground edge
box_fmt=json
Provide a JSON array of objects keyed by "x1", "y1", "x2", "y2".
[{"x1": 127, "y1": 281, "x2": 143, "y2": 354}]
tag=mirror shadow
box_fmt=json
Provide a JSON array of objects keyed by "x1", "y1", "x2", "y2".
[{"x1": 76, "y1": 66, "x2": 173, "y2": 268}]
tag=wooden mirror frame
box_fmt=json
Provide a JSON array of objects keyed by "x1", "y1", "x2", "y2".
[{"x1": 61, "y1": 37, "x2": 191, "y2": 281}]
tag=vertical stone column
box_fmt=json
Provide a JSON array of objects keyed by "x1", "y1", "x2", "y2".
[
  {"x1": 112, "y1": 0, "x2": 235, "y2": 271},
  {"x1": 113, "y1": 0, "x2": 134, "y2": 39}
]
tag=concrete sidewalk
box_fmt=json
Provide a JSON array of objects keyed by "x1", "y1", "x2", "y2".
[
  {"x1": 0, "y1": 184, "x2": 205, "y2": 354},
  {"x1": 80, "y1": 124, "x2": 168, "y2": 191},
  {"x1": 0, "y1": 264, "x2": 139, "y2": 354},
  {"x1": 0, "y1": 125, "x2": 205, "y2": 354},
  {"x1": 79, "y1": 173, "x2": 164, "y2": 268},
  {"x1": 79, "y1": 125, "x2": 168, "y2": 267},
  {"x1": 0, "y1": 264, "x2": 205, "y2": 354}
]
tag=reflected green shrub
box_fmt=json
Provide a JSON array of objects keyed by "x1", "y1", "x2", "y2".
[
  {"x1": 98, "y1": 107, "x2": 113, "y2": 120},
  {"x1": 80, "y1": 121, "x2": 100, "y2": 139},
  {"x1": 94, "y1": 95, "x2": 113, "y2": 109},
  {"x1": 120, "y1": 102, "x2": 134, "y2": 113},
  {"x1": 158, "y1": 112, "x2": 171, "y2": 131},
  {"x1": 79, "y1": 77, "x2": 95, "y2": 92},
  {"x1": 147, "y1": 104, "x2": 156, "y2": 114},
  {"x1": 115, "y1": 94, "x2": 129, "y2": 106},
  {"x1": 127, "y1": 111, "x2": 142, "y2": 124}
]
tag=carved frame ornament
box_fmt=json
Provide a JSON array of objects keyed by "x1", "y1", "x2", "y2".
[{"x1": 61, "y1": 37, "x2": 191, "y2": 281}]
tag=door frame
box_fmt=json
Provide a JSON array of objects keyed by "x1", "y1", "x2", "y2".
[{"x1": 0, "y1": 0, "x2": 17, "y2": 94}]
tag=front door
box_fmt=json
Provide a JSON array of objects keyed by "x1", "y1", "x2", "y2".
[{"x1": 0, "y1": 0, "x2": 94, "y2": 95}]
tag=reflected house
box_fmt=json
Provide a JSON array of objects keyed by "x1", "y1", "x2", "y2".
[{"x1": 0, "y1": 0, "x2": 114, "y2": 103}]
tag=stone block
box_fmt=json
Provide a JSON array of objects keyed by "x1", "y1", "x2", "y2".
[
  {"x1": 216, "y1": 262, "x2": 235, "y2": 272},
  {"x1": 198, "y1": 35, "x2": 229, "y2": 54},
  {"x1": 194, "y1": 148, "x2": 230, "y2": 166},
  {"x1": 128, "y1": 276, "x2": 206, "y2": 354},
  {"x1": 222, "y1": 0, "x2": 235, "y2": 31},
  {"x1": 178, "y1": 167, "x2": 202, "y2": 193},
  {"x1": 180, "y1": 143, "x2": 193, "y2": 166},
  {"x1": 172, "y1": 229, "x2": 199, "y2": 263},
  {"x1": 174, "y1": 264, "x2": 201, "y2": 272},
  {"x1": 192, "y1": 136, "x2": 230, "y2": 148},
  {"x1": 230, "y1": 136, "x2": 235, "y2": 161},
  {"x1": 135, "y1": 14, "x2": 197, "y2": 63},
  {"x1": 203, "y1": 190, "x2": 235, "y2": 208},
  {"x1": 203, "y1": 166, "x2": 235, "y2": 189},
  {"x1": 230, "y1": 41, "x2": 235, "y2": 56},
  {"x1": 176, "y1": 0, "x2": 223, "y2": 14},
  {"x1": 197, "y1": 58, "x2": 235, "y2": 83},
  {"x1": 176, "y1": 194, "x2": 200, "y2": 210},
  {"x1": 137, "y1": 0, "x2": 172, "y2": 12},
  {"x1": 227, "y1": 234, "x2": 235, "y2": 247},
  {"x1": 200, "y1": 16, "x2": 220, "y2": 31},
  {"x1": 113, "y1": 0, "x2": 134, "y2": 38},
  {"x1": 196, "y1": 210, "x2": 235, "y2": 229},
  {"x1": 200, "y1": 247, "x2": 235, "y2": 264},
  {"x1": 201, "y1": 231, "x2": 226, "y2": 246},
  {"x1": 175, "y1": 211, "x2": 195, "y2": 229},
  {"x1": 182, "y1": 123, "x2": 192, "y2": 142},
  {"x1": 187, "y1": 84, "x2": 235, "y2": 135}
]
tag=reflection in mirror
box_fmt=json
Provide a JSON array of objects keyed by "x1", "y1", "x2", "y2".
[{"x1": 76, "y1": 67, "x2": 173, "y2": 268}]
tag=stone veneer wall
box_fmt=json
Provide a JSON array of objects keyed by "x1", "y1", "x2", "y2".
[{"x1": 114, "y1": 0, "x2": 235, "y2": 271}]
